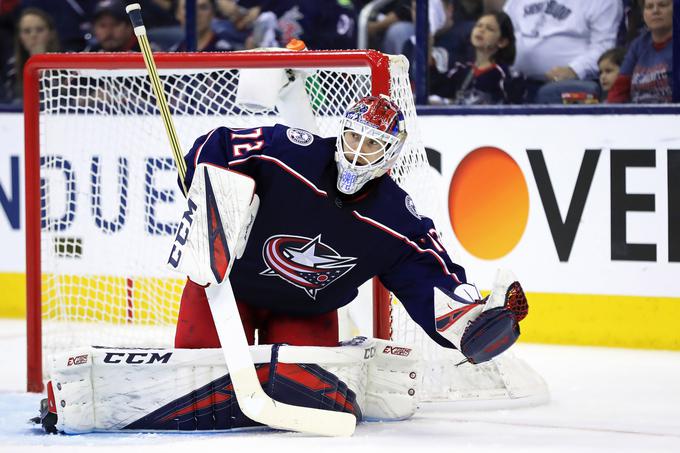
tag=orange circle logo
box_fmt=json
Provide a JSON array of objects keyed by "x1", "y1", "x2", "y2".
[{"x1": 448, "y1": 147, "x2": 529, "y2": 259}]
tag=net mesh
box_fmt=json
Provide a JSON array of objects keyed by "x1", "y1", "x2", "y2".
[
  {"x1": 33, "y1": 52, "x2": 545, "y2": 404},
  {"x1": 35, "y1": 53, "x2": 436, "y2": 376}
]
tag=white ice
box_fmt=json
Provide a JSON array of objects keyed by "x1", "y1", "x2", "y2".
[{"x1": 1, "y1": 319, "x2": 678, "y2": 453}]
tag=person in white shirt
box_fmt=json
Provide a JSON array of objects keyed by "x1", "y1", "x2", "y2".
[{"x1": 492, "y1": 0, "x2": 623, "y2": 103}]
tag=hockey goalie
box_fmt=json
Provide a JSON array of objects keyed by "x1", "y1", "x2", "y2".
[{"x1": 34, "y1": 95, "x2": 528, "y2": 436}]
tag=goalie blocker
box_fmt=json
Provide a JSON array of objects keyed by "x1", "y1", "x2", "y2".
[{"x1": 34, "y1": 338, "x2": 419, "y2": 434}]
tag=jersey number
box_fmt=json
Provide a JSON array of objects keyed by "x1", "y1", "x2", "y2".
[{"x1": 231, "y1": 128, "x2": 264, "y2": 157}]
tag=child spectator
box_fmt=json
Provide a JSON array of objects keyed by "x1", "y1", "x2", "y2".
[
  {"x1": 3, "y1": 7, "x2": 59, "y2": 103},
  {"x1": 607, "y1": 0, "x2": 673, "y2": 103},
  {"x1": 597, "y1": 47, "x2": 626, "y2": 100},
  {"x1": 429, "y1": 11, "x2": 516, "y2": 105}
]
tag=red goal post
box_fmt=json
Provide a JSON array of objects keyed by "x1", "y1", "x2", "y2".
[{"x1": 24, "y1": 50, "x2": 403, "y2": 393}]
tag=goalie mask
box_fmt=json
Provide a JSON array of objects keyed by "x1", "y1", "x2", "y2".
[{"x1": 335, "y1": 95, "x2": 407, "y2": 194}]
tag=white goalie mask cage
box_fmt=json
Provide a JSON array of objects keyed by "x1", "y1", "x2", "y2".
[{"x1": 335, "y1": 95, "x2": 407, "y2": 194}]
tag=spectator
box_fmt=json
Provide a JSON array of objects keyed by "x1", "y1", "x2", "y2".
[
  {"x1": 184, "y1": 0, "x2": 278, "y2": 51},
  {"x1": 402, "y1": 1, "x2": 478, "y2": 94},
  {"x1": 380, "y1": 0, "x2": 446, "y2": 55},
  {"x1": 447, "y1": 0, "x2": 485, "y2": 49},
  {"x1": 260, "y1": 0, "x2": 357, "y2": 51},
  {"x1": 140, "y1": 0, "x2": 179, "y2": 29},
  {"x1": 429, "y1": 11, "x2": 516, "y2": 104},
  {"x1": 608, "y1": 0, "x2": 673, "y2": 103},
  {"x1": 172, "y1": 0, "x2": 237, "y2": 51},
  {"x1": 86, "y1": 0, "x2": 139, "y2": 52},
  {"x1": 20, "y1": 0, "x2": 96, "y2": 52},
  {"x1": 597, "y1": 47, "x2": 626, "y2": 100},
  {"x1": 429, "y1": 0, "x2": 479, "y2": 71},
  {"x1": 0, "y1": 0, "x2": 20, "y2": 102},
  {"x1": 364, "y1": 1, "x2": 412, "y2": 52},
  {"x1": 2, "y1": 7, "x2": 60, "y2": 103},
  {"x1": 620, "y1": 0, "x2": 645, "y2": 46},
  {"x1": 501, "y1": 0, "x2": 623, "y2": 103}
]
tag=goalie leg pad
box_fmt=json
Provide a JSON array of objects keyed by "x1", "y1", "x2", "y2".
[{"x1": 43, "y1": 339, "x2": 419, "y2": 433}]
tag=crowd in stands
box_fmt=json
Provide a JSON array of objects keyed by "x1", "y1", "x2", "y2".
[{"x1": 0, "y1": 0, "x2": 674, "y2": 106}]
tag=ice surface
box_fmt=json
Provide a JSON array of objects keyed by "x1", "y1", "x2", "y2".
[{"x1": 1, "y1": 319, "x2": 678, "y2": 453}]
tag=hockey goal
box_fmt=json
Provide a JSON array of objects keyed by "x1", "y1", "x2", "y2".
[{"x1": 25, "y1": 50, "x2": 547, "y2": 405}]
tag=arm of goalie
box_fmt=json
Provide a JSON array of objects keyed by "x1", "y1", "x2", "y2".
[{"x1": 434, "y1": 269, "x2": 529, "y2": 364}]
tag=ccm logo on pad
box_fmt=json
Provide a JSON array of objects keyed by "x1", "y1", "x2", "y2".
[
  {"x1": 103, "y1": 352, "x2": 173, "y2": 364},
  {"x1": 383, "y1": 346, "x2": 412, "y2": 357}
]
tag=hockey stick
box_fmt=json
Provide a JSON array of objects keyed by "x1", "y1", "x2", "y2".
[
  {"x1": 125, "y1": 3, "x2": 356, "y2": 436},
  {"x1": 125, "y1": 3, "x2": 188, "y2": 196}
]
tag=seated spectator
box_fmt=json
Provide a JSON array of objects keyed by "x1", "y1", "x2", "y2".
[
  {"x1": 597, "y1": 47, "x2": 626, "y2": 101},
  {"x1": 0, "y1": 0, "x2": 19, "y2": 102},
  {"x1": 445, "y1": 0, "x2": 484, "y2": 50},
  {"x1": 86, "y1": 0, "x2": 139, "y2": 52},
  {"x1": 214, "y1": 0, "x2": 278, "y2": 50},
  {"x1": 140, "y1": 0, "x2": 182, "y2": 50},
  {"x1": 429, "y1": 0, "x2": 479, "y2": 71},
  {"x1": 401, "y1": 1, "x2": 470, "y2": 85},
  {"x1": 501, "y1": 0, "x2": 623, "y2": 103},
  {"x1": 380, "y1": 0, "x2": 446, "y2": 55},
  {"x1": 2, "y1": 7, "x2": 60, "y2": 103},
  {"x1": 620, "y1": 0, "x2": 645, "y2": 46},
  {"x1": 20, "y1": 0, "x2": 95, "y2": 52},
  {"x1": 429, "y1": 11, "x2": 516, "y2": 104},
  {"x1": 259, "y1": 0, "x2": 357, "y2": 51},
  {"x1": 140, "y1": 0, "x2": 179, "y2": 29},
  {"x1": 364, "y1": 1, "x2": 412, "y2": 53},
  {"x1": 172, "y1": 0, "x2": 238, "y2": 51},
  {"x1": 607, "y1": 0, "x2": 673, "y2": 103}
]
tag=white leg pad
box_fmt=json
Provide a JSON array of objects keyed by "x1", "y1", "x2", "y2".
[{"x1": 47, "y1": 339, "x2": 421, "y2": 433}]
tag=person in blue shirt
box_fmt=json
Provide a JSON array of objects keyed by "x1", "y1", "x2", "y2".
[
  {"x1": 607, "y1": 0, "x2": 673, "y2": 103},
  {"x1": 174, "y1": 95, "x2": 528, "y2": 366}
]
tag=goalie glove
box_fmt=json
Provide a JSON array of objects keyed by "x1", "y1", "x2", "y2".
[
  {"x1": 434, "y1": 269, "x2": 528, "y2": 364},
  {"x1": 167, "y1": 163, "x2": 259, "y2": 285}
]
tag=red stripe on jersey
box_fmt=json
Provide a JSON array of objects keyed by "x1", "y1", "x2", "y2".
[
  {"x1": 351, "y1": 211, "x2": 462, "y2": 283},
  {"x1": 193, "y1": 128, "x2": 219, "y2": 166},
  {"x1": 230, "y1": 155, "x2": 328, "y2": 197}
]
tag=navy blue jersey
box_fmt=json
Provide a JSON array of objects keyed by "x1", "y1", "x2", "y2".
[
  {"x1": 431, "y1": 62, "x2": 509, "y2": 105},
  {"x1": 182, "y1": 125, "x2": 467, "y2": 348}
]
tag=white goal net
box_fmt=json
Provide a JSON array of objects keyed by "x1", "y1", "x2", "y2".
[{"x1": 25, "y1": 50, "x2": 547, "y2": 406}]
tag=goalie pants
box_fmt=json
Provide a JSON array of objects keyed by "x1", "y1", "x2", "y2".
[{"x1": 175, "y1": 279, "x2": 339, "y2": 348}]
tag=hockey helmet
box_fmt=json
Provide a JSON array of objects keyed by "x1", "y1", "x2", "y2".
[{"x1": 335, "y1": 95, "x2": 407, "y2": 194}]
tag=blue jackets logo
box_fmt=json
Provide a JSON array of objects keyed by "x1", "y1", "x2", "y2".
[{"x1": 261, "y1": 234, "x2": 356, "y2": 299}]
